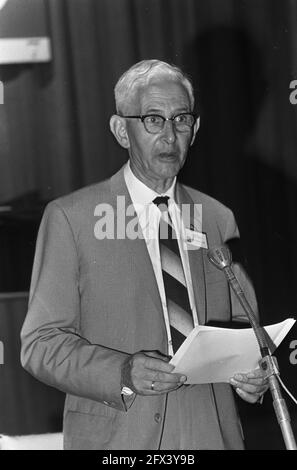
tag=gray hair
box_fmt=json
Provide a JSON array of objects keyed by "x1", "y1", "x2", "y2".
[{"x1": 114, "y1": 59, "x2": 195, "y2": 114}]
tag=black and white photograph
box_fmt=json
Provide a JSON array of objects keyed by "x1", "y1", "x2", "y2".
[{"x1": 0, "y1": 0, "x2": 297, "y2": 454}]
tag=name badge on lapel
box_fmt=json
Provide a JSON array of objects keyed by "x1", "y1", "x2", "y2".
[{"x1": 184, "y1": 227, "x2": 209, "y2": 250}]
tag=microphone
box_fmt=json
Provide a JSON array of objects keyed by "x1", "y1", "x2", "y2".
[
  {"x1": 208, "y1": 244, "x2": 297, "y2": 449},
  {"x1": 207, "y1": 245, "x2": 269, "y2": 356}
]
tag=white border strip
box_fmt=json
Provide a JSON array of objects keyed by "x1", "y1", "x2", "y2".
[{"x1": 0, "y1": 37, "x2": 51, "y2": 64}]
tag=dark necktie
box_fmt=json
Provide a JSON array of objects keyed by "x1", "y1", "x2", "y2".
[{"x1": 153, "y1": 196, "x2": 194, "y2": 353}]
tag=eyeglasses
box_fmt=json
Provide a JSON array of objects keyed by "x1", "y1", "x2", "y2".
[{"x1": 121, "y1": 113, "x2": 197, "y2": 134}]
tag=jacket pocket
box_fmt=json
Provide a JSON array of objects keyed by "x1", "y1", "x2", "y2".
[{"x1": 64, "y1": 394, "x2": 119, "y2": 418}]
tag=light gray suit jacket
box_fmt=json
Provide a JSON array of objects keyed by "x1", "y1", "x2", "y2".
[{"x1": 21, "y1": 164, "x2": 258, "y2": 449}]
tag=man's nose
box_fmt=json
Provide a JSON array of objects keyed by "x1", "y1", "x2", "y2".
[{"x1": 161, "y1": 119, "x2": 176, "y2": 143}]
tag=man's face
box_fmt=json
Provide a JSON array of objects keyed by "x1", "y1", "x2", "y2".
[{"x1": 123, "y1": 79, "x2": 199, "y2": 190}]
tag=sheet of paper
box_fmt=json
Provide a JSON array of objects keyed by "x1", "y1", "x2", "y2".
[{"x1": 170, "y1": 318, "x2": 296, "y2": 384}]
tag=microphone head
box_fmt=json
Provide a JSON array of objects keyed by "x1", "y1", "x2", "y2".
[{"x1": 207, "y1": 245, "x2": 232, "y2": 270}]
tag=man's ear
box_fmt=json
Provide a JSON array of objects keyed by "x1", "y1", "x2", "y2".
[
  {"x1": 109, "y1": 115, "x2": 130, "y2": 149},
  {"x1": 190, "y1": 116, "x2": 200, "y2": 146}
]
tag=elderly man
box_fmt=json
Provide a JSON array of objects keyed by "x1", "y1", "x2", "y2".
[{"x1": 21, "y1": 60, "x2": 267, "y2": 450}]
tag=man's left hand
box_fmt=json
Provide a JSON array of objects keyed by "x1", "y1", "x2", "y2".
[{"x1": 229, "y1": 368, "x2": 269, "y2": 403}]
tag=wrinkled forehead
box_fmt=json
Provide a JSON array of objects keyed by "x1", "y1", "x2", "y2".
[{"x1": 128, "y1": 78, "x2": 192, "y2": 114}]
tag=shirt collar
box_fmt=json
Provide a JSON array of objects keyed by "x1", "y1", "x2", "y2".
[{"x1": 124, "y1": 161, "x2": 176, "y2": 211}]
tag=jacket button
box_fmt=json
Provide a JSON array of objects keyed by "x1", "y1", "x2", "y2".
[{"x1": 154, "y1": 413, "x2": 162, "y2": 423}]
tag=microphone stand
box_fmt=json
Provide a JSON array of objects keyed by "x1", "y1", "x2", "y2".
[{"x1": 208, "y1": 245, "x2": 297, "y2": 450}]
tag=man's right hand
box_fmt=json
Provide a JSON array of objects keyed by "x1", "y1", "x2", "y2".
[{"x1": 121, "y1": 350, "x2": 187, "y2": 395}]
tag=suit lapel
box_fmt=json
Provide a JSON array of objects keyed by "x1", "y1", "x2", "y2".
[
  {"x1": 109, "y1": 166, "x2": 207, "y2": 325},
  {"x1": 109, "y1": 167, "x2": 164, "y2": 317},
  {"x1": 176, "y1": 184, "x2": 207, "y2": 325}
]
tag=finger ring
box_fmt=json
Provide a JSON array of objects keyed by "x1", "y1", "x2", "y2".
[{"x1": 151, "y1": 381, "x2": 155, "y2": 391}]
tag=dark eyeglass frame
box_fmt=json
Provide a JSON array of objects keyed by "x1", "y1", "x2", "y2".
[{"x1": 120, "y1": 112, "x2": 197, "y2": 134}]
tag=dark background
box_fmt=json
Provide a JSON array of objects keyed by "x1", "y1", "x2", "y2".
[{"x1": 0, "y1": 0, "x2": 297, "y2": 449}]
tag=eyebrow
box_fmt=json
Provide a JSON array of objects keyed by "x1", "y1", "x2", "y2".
[{"x1": 142, "y1": 107, "x2": 190, "y2": 115}]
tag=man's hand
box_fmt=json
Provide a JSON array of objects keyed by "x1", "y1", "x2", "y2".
[
  {"x1": 229, "y1": 368, "x2": 269, "y2": 403},
  {"x1": 121, "y1": 350, "x2": 187, "y2": 395}
]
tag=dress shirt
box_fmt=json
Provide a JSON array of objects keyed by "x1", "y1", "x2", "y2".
[{"x1": 124, "y1": 161, "x2": 199, "y2": 357}]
